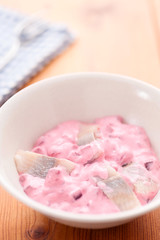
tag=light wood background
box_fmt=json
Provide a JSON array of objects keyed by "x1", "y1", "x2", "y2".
[{"x1": 0, "y1": 0, "x2": 160, "y2": 239}]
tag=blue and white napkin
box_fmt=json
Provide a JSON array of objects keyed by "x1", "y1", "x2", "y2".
[{"x1": 0, "y1": 7, "x2": 74, "y2": 106}]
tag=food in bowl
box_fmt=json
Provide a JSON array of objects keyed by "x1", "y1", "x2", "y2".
[
  {"x1": 14, "y1": 116, "x2": 160, "y2": 214},
  {"x1": 1, "y1": 72, "x2": 160, "y2": 228}
]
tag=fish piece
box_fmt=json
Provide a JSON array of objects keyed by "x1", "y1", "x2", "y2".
[
  {"x1": 134, "y1": 179, "x2": 158, "y2": 196},
  {"x1": 105, "y1": 164, "x2": 117, "y2": 178},
  {"x1": 14, "y1": 150, "x2": 76, "y2": 178},
  {"x1": 122, "y1": 164, "x2": 159, "y2": 196},
  {"x1": 77, "y1": 123, "x2": 100, "y2": 146},
  {"x1": 95, "y1": 175, "x2": 140, "y2": 211}
]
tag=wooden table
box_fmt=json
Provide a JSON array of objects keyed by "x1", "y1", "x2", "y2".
[{"x1": 0, "y1": 0, "x2": 160, "y2": 239}]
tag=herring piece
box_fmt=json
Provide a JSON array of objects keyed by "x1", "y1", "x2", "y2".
[
  {"x1": 134, "y1": 179, "x2": 158, "y2": 196},
  {"x1": 122, "y1": 164, "x2": 159, "y2": 196},
  {"x1": 96, "y1": 175, "x2": 140, "y2": 211},
  {"x1": 77, "y1": 123, "x2": 100, "y2": 146},
  {"x1": 14, "y1": 150, "x2": 76, "y2": 178},
  {"x1": 105, "y1": 164, "x2": 117, "y2": 178}
]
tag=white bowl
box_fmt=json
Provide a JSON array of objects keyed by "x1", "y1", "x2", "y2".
[{"x1": 0, "y1": 72, "x2": 160, "y2": 229}]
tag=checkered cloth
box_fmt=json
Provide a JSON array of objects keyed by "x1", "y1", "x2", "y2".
[{"x1": 0, "y1": 7, "x2": 74, "y2": 106}]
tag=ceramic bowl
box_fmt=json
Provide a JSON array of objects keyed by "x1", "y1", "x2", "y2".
[{"x1": 0, "y1": 72, "x2": 160, "y2": 229}]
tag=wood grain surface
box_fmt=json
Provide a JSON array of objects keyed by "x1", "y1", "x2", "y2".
[{"x1": 0, "y1": 0, "x2": 160, "y2": 239}]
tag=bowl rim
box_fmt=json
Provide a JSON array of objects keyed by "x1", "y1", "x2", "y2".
[{"x1": 1, "y1": 71, "x2": 160, "y2": 223}]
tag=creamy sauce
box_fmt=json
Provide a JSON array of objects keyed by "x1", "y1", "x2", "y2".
[{"x1": 19, "y1": 116, "x2": 160, "y2": 214}]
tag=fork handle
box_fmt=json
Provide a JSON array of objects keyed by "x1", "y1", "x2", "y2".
[{"x1": 0, "y1": 40, "x2": 21, "y2": 71}]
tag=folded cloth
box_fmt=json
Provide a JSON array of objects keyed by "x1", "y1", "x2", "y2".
[{"x1": 0, "y1": 7, "x2": 74, "y2": 106}]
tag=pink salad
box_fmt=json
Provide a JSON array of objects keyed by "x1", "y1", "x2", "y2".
[{"x1": 15, "y1": 116, "x2": 160, "y2": 214}]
